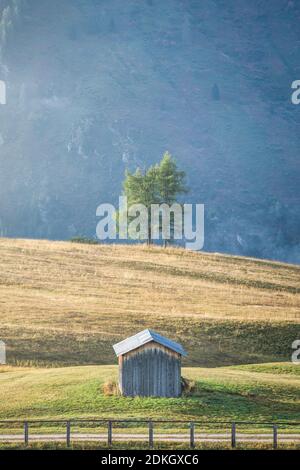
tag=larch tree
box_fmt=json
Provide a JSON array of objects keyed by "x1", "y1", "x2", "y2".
[
  {"x1": 121, "y1": 152, "x2": 188, "y2": 246},
  {"x1": 157, "y1": 152, "x2": 188, "y2": 246}
]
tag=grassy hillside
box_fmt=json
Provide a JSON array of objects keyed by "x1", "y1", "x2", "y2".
[
  {"x1": 0, "y1": 238, "x2": 299, "y2": 367},
  {"x1": 0, "y1": 363, "x2": 299, "y2": 423}
]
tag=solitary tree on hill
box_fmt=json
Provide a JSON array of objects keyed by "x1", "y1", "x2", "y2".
[
  {"x1": 157, "y1": 151, "x2": 187, "y2": 205},
  {"x1": 121, "y1": 152, "x2": 188, "y2": 246}
]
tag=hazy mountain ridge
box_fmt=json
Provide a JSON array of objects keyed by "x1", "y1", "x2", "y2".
[{"x1": 0, "y1": 0, "x2": 299, "y2": 262}]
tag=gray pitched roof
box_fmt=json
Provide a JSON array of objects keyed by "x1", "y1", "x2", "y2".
[{"x1": 113, "y1": 329, "x2": 187, "y2": 357}]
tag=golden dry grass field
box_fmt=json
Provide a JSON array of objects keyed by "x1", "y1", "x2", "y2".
[{"x1": 0, "y1": 238, "x2": 299, "y2": 366}]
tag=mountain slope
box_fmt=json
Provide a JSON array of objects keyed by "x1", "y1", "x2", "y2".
[
  {"x1": 0, "y1": 238, "x2": 299, "y2": 366},
  {"x1": 0, "y1": 0, "x2": 300, "y2": 262}
]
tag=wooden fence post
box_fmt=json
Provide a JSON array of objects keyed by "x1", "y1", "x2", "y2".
[
  {"x1": 108, "y1": 421, "x2": 113, "y2": 447},
  {"x1": 231, "y1": 423, "x2": 236, "y2": 449},
  {"x1": 190, "y1": 422, "x2": 195, "y2": 449},
  {"x1": 149, "y1": 420, "x2": 154, "y2": 449},
  {"x1": 273, "y1": 425, "x2": 278, "y2": 450},
  {"x1": 24, "y1": 421, "x2": 29, "y2": 446},
  {"x1": 66, "y1": 421, "x2": 71, "y2": 447}
]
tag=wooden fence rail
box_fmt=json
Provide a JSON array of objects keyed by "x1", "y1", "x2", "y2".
[
  {"x1": 148, "y1": 420, "x2": 154, "y2": 450},
  {"x1": 0, "y1": 419, "x2": 299, "y2": 449},
  {"x1": 108, "y1": 420, "x2": 113, "y2": 447},
  {"x1": 273, "y1": 425, "x2": 278, "y2": 450},
  {"x1": 190, "y1": 422, "x2": 195, "y2": 449},
  {"x1": 231, "y1": 423, "x2": 236, "y2": 449},
  {"x1": 24, "y1": 422, "x2": 29, "y2": 446}
]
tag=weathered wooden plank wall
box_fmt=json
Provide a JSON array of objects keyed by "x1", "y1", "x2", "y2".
[{"x1": 119, "y1": 342, "x2": 181, "y2": 397}]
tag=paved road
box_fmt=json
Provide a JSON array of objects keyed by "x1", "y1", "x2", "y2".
[{"x1": 1, "y1": 432, "x2": 300, "y2": 443}]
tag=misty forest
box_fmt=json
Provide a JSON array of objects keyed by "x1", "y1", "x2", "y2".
[{"x1": 0, "y1": 0, "x2": 300, "y2": 262}]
